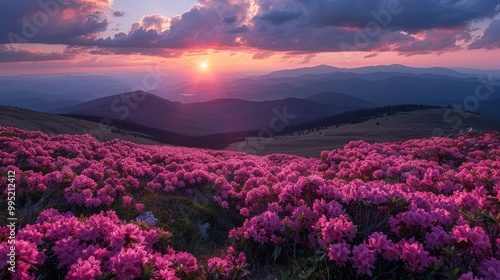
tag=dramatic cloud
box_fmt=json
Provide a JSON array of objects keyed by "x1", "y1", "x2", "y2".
[
  {"x1": 295, "y1": 0, "x2": 499, "y2": 32},
  {"x1": 469, "y1": 20, "x2": 500, "y2": 50},
  {"x1": 0, "y1": 0, "x2": 499, "y2": 60},
  {"x1": 0, "y1": 0, "x2": 111, "y2": 45},
  {"x1": 393, "y1": 28, "x2": 472, "y2": 55},
  {"x1": 94, "y1": 1, "x2": 252, "y2": 50},
  {"x1": 92, "y1": 0, "x2": 499, "y2": 54}
]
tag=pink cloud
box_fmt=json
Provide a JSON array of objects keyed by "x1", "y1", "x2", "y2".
[{"x1": 131, "y1": 15, "x2": 171, "y2": 33}]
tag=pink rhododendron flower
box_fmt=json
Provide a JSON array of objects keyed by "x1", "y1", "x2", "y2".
[
  {"x1": 351, "y1": 243, "x2": 376, "y2": 276},
  {"x1": 398, "y1": 239, "x2": 437, "y2": 272},
  {"x1": 327, "y1": 241, "x2": 350, "y2": 267},
  {"x1": 134, "y1": 203, "x2": 145, "y2": 212},
  {"x1": 479, "y1": 258, "x2": 500, "y2": 279},
  {"x1": 122, "y1": 195, "x2": 132, "y2": 206},
  {"x1": 110, "y1": 247, "x2": 148, "y2": 279},
  {"x1": 452, "y1": 224, "x2": 491, "y2": 257},
  {"x1": 66, "y1": 256, "x2": 103, "y2": 280}
]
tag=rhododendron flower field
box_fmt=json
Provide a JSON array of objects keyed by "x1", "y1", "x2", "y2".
[{"x1": 1, "y1": 126, "x2": 500, "y2": 279}]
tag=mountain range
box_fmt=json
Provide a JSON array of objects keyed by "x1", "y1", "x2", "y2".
[
  {"x1": 164, "y1": 67, "x2": 500, "y2": 114},
  {"x1": 54, "y1": 91, "x2": 372, "y2": 136},
  {"x1": 2, "y1": 64, "x2": 500, "y2": 134}
]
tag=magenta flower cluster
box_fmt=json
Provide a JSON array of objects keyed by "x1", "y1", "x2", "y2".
[
  {"x1": 207, "y1": 246, "x2": 249, "y2": 279},
  {"x1": 0, "y1": 208, "x2": 197, "y2": 279}
]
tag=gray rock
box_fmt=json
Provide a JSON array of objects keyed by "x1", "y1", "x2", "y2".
[
  {"x1": 198, "y1": 222, "x2": 210, "y2": 239},
  {"x1": 469, "y1": 137, "x2": 478, "y2": 147},
  {"x1": 137, "y1": 211, "x2": 158, "y2": 226}
]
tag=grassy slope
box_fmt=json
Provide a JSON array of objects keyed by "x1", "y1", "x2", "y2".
[
  {"x1": 226, "y1": 108, "x2": 500, "y2": 157},
  {"x1": 3, "y1": 106, "x2": 500, "y2": 158},
  {"x1": 0, "y1": 105, "x2": 163, "y2": 145}
]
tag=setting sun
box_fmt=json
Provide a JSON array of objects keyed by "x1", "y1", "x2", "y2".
[{"x1": 201, "y1": 61, "x2": 208, "y2": 70}]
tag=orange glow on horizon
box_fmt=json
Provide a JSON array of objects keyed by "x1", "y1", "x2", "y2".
[{"x1": 0, "y1": 48, "x2": 499, "y2": 76}]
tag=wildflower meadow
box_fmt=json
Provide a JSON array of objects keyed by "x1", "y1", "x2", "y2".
[{"x1": 1, "y1": 126, "x2": 499, "y2": 279}]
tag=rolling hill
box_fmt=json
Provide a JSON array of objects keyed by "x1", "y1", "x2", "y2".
[
  {"x1": 0, "y1": 96, "x2": 82, "y2": 112},
  {"x1": 0, "y1": 105, "x2": 162, "y2": 145},
  {"x1": 306, "y1": 92, "x2": 375, "y2": 107},
  {"x1": 4, "y1": 104, "x2": 500, "y2": 158},
  {"x1": 226, "y1": 108, "x2": 500, "y2": 157},
  {"x1": 54, "y1": 91, "x2": 366, "y2": 136}
]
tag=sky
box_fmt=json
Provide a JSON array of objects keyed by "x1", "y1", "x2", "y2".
[{"x1": 0, "y1": 0, "x2": 499, "y2": 75}]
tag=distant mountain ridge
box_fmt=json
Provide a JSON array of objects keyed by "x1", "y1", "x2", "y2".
[
  {"x1": 157, "y1": 65, "x2": 500, "y2": 121},
  {"x1": 54, "y1": 91, "x2": 371, "y2": 136},
  {"x1": 3, "y1": 64, "x2": 500, "y2": 121},
  {"x1": 265, "y1": 64, "x2": 474, "y2": 78}
]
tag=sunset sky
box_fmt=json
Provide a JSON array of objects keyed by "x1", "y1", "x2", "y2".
[{"x1": 1, "y1": 0, "x2": 499, "y2": 75}]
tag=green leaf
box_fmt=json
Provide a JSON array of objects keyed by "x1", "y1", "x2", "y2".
[
  {"x1": 272, "y1": 246, "x2": 282, "y2": 262},
  {"x1": 452, "y1": 267, "x2": 461, "y2": 277}
]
